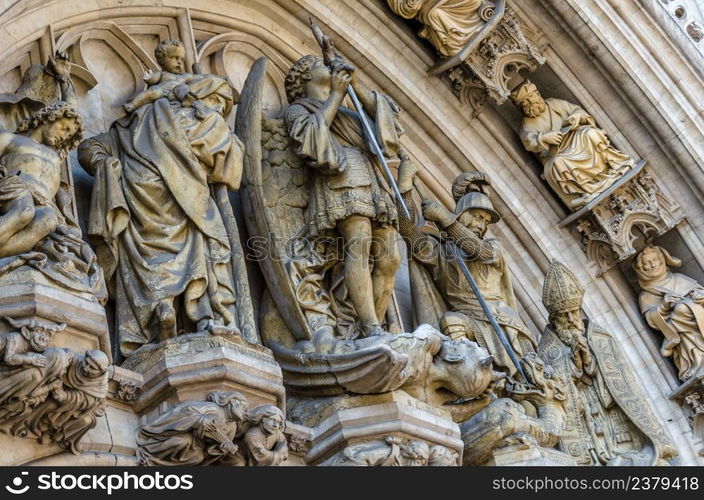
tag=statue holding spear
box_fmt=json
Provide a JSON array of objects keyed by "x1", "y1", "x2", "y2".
[{"x1": 280, "y1": 22, "x2": 408, "y2": 337}]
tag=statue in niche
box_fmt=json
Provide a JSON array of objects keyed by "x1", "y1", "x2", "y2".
[
  {"x1": 0, "y1": 52, "x2": 106, "y2": 304},
  {"x1": 242, "y1": 405, "x2": 288, "y2": 466},
  {"x1": 123, "y1": 40, "x2": 209, "y2": 119},
  {"x1": 0, "y1": 317, "x2": 109, "y2": 454},
  {"x1": 137, "y1": 390, "x2": 249, "y2": 466},
  {"x1": 510, "y1": 81, "x2": 635, "y2": 210},
  {"x1": 282, "y1": 50, "x2": 403, "y2": 339},
  {"x1": 537, "y1": 260, "x2": 677, "y2": 465},
  {"x1": 634, "y1": 246, "x2": 704, "y2": 382},
  {"x1": 238, "y1": 56, "x2": 506, "y2": 413},
  {"x1": 386, "y1": 0, "x2": 493, "y2": 57},
  {"x1": 78, "y1": 38, "x2": 252, "y2": 356},
  {"x1": 395, "y1": 163, "x2": 536, "y2": 378}
]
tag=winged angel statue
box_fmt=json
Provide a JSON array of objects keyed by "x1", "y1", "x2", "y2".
[{"x1": 235, "y1": 57, "x2": 501, "y2": 415}]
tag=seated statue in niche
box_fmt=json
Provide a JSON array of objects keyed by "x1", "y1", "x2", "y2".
[
  {"x1": 0, "y1": 53, "x2": 106, "y2": 302},
  {"x1": 137, "y1": 390, "x2": 249, "y2": 466},
  {"x1": 123, "y1": 39, "x2": 209, "y2": 119},
  {"x1": 395, "y1": 163, "x2": 536, "y2": 378},
  {"x1": 0, "y1": 317, "x2": 109, "y2": 454},
  {"x1": 510, "y1": 81, "x2": 635, "y2": 210},
  {"x1": 634, "y1": 246, "x2": 704, "y2": 382},
  {"x1": 386, "y1": 0, "x2": 492, "y2": 57},
  {"x1": 78, "y1": 38, "x2": 249, "y2": 356},
  {"x1": 537, "y1": 260, "x2": 677, "y2": 465}
]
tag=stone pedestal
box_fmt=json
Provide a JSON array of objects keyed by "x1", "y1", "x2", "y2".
[
  {"x1": 485, "y1": 444, "x2": 578, "y2": 466},
  {"x1": 121, "y1": 333, "x2": 285, "y2": 419},
  {"x1": 669, "y1": 372, "x2": 704, "y2": 456},
  {"x1": 0, "y1": 279, "x2": 111, "y2": 361},
  {"x1": 289, "y1": 391, "x2": 462, "y2": 466}
]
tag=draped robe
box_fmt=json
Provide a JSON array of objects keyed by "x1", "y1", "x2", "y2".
[{"x1": 78, "y1": 76, "x2": 242, "y2": 355}]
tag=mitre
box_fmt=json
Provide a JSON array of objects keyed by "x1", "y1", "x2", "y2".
[{"x1": 542, "y1": 260, "x2": 585, "y2": 314}]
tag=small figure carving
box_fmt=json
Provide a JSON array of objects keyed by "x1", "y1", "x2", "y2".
[
  {"x1": 242, "y1": 405, "x2": 288, "y2": 466},
  {"x1": 538, "y1": 260, "x2": 677, "y2": 465},
  {"x1": 634, "y1": 246, "x2": 704, "y2": 382},
  {"x1": 386, "y1": 0, "x2": 489, "y2": 57},
  {"x1": 396, "y1": 164, "x2": 536, "y2": 377},
  {"x1": 0, "y1": 317, "x2": 64, "y2": 369},
  {"x1": 511, "y1": 81, "x2": 634, "y2": 210},
  {"x1": 136, "y1": 390, "x2": 249, "y2": 466},
  {"x1": 328, "y1": 435, "x2": 458, "y2": 466},
  {"x1": 0, "y1": 337, "x2": 109, "y2": 455},
  {"x1": 123, "y1": 40, "x2": 208, "y2": 119}
]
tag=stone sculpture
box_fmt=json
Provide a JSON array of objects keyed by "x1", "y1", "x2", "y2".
[
  {"x1": 78, "y1": 39, "x2": 252, "y2": 356},
  {"x1": 137, "y1": 390, "x2": 249, "y2": 466},
  {"x1": 511, "y1": 81, "x2": 635, "y2": 210},
  {"x1": 0, "y1": 318, "x2": 109, "y2": 454},
  {"x1": 396, "y1": 164, "x2": 536, "y2": 377},
  {"x1": 386, "y1": 0, "x2": 492, "y2": 57},
  {"x1": 0, "y1": 53, "x2": 106, "y2": 302},
  {"x1": 537, "y1": 260, "x2": 677, "y2": 465},
  {"x1": 137, "y1": 391, "x2": 289, "y2": 466},
  {"x1": 327, "y1": 435, "x2": 459, "y2": 466},
  {"x1": 634, "y1": 246, "x2": 704, "y2": 382},
  {"x1": 281, "y1": 50, "x2": 402, "y2": 338}
]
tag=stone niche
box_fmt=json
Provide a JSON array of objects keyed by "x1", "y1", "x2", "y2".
[{"x1": 560, "y1": 161, "x2": 686, "y2": 275}]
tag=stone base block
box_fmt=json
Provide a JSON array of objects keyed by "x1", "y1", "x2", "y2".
[
  {"x1": 0, "y1": 280, "x2": 111, "y2": 361},
  {"x1": 486, "y1": 445, "x2": 578, "y2": 466},
  {"x1": 121, "y1": 333, "x2": 285, "y2": 418},
  {"x1": 289, "y1": 391, "x2": 462, "y2": 466}
]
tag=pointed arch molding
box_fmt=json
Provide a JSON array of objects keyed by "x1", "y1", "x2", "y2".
[{"x1": 0, "y1": 0, "x2": 701, "y2": 463}]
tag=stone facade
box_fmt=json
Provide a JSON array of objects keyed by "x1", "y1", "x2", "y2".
[{"x1": 0, "y1": 0, "x2": 702, "y2": 465}]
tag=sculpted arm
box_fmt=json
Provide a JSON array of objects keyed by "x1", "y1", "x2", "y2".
[{"x1": 3, "y1": 333, "x2": 46, "y2": 367}]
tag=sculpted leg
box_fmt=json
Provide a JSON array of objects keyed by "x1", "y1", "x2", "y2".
[
  {"x1": 337, "y1": 215, "x2": 379, "y2": 333},
  {"x1": 370, "y1": 225, "x2": 401, "y2": 324},
  {"x1": 0, "y1": 205, "x2": 58, "y2": 257}
]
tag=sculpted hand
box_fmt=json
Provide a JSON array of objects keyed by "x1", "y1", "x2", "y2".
[
  {"x1": 541, "y1": 130, "x2": 564, "y2": 146},
  {"x1": 220, "y1": 441, "x2": 238, "y2": 455},
  {"x1": 331, "y1": 68, "x2": 352, "y2": 96},
  {"x1": 48, "y1": 50, "x2": 71, "y2": 78},
  {"x1": 174, "y1": 84, "x2": 191, "y2": 103},
  {"x1": 52, "y1": 388, "x2": 67, "y2": 403},
  {"x1": 123, "y1": 101, "x2": 136, "y2": 114},
  {"x1": 421, "y1": 199, "x2": 455, "y2": 228},
  {"x1": 31, "y1": 354, "x2": 47, "y2": 368},
  {"x1": 689, "y1": 290, "x2": 704, "y2": 303},
  {"x1": 397, "y1": 151, "x2": 418, "y2": 194}
]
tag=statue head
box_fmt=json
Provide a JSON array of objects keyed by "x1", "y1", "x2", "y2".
[
  {"x1": 80, "y1": 349, "x2": 109, "y2": 378},
  {"x1": 285, "y1": 55, "x2": 325, "y2": 103},
  {"x1": 155, "y1": 39, "x2": 186, "y2": 74},
  {"x1": 633, "y1": 246, "x2": 679, "y2": 284},
  {"x1": 452, "y1": 172, "x2": 500, "y2": 238},
  {"x1": 6, "y1": 317, "x2": 66, "y2": 352},
  {"x1": 542, "y1": 260, "x2": 585, "y2": 334},
  {"x1": 207, "y1": 390, "x2": 248, "y2": 421},
  {"x1": 16, "y1": 100, "x2": 84, "y2": 154},
  {"x1": 510, "y1": 80, "x2": 546, "y2": 118},
  {"x1": 246, "y1": 405, "x2": 285, "y2": 434}
]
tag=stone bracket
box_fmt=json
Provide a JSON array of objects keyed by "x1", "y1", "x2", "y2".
[
  {"x1": 669, "y1": 373, "x2": 704, "y2": 456},
  {"x1": 559, "y1": 161, "x2": 685, "y2": 274}
]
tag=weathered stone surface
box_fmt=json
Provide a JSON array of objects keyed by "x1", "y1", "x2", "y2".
[
  {"x1": 486, "y1": 444, "x2": 577, "y2": 466},
  {"x1": 122, "y1": 333, "x2": 284, "y2": 417}
]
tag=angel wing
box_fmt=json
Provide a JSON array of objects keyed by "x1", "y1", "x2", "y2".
[{"x1": 236, "y1": 57, "x2": 315, "y2": 342}]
